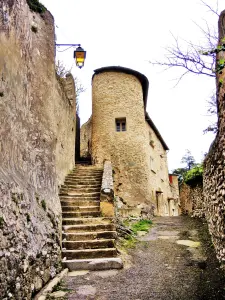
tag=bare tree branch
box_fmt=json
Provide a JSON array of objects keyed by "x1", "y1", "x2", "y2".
[
  {"x1": 148, "y1": 0, "x2": 220, "y2": 135},
  {"x1": 150, "y1": 34, "x2": 216, "y2": 78},
  {"x1": 55, "y1": 60, "x2": 86, "y2": 115},
  {"x1": 200, "y1": 0, "x2": 220, "y2": 17},
  {"x1": 148, "y1": 0, "x2": 221, "y2": 82}
]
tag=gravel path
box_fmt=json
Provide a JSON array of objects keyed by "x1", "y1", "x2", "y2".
[{"x1": 59, "y1": 216, "x2": 225, "y2": 300}]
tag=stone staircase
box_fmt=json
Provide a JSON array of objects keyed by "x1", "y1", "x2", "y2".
[{"x1": 59, "y1": 165, "x2": 123, "y2": 270}]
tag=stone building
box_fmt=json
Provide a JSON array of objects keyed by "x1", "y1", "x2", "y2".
[{"x1": 80, "y1": 66, "x2": 179, "y2": 217}]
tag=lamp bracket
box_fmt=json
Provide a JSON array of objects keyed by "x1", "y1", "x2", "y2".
[{"x1": 56, "y1": 44, "x2": 81, "y2": 47}]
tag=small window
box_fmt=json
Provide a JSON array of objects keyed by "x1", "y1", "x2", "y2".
[{"x1": 115, "y1": 118, "x2": 126, "y2": 132}]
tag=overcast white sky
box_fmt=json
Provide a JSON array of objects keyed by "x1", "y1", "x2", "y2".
[{"x1": 41, "y1": 0, "x2": 223, "y2": 171}]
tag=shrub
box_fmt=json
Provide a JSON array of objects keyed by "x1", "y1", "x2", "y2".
[
  {"x1": 184, "y1": 164, "x2": 203, "y2": 186},
  {"x1": 26, "y1": 0, "x2": 46, "y2": 14}
]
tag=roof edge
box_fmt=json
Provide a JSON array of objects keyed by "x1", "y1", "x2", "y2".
[
  {"x1": 92, "y1": 66, "x2": 149, "y2": 109},
  {"x1": 145, "y1": 112, "x2": 169, "y2": 151}
]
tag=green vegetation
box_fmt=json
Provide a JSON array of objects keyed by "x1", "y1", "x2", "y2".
[
  {"x1": 26, "y1": 0, "x2": 46, "y2": 14},
  {"x1": 121, "y1": 235, "x2": 138, "y2": 249},
  {"x1": 131, "y1": 219, "x2": 153, "y2": 234},
  {"x1": 173, "y1": 164, "x2": 203, "y2": 187},
  {"x1": 184, "y1": 164, "x2": 203, "y2": 186},
  {"x1": 51, "y1": 280, "x2": 71, "y2": 293},
  {"x1": 41, "y1": 200, "x2": 47, "y2": 211},
  {"x1": 172, "y1": 150, "x2": 203, "y2": 187},
  {"x1": 120, "y1": 219, "x2": 153, "y2": 249}
]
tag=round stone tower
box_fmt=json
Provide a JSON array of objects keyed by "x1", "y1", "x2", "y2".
[{"x1": 92, "y1": 66, "x2": 151, "y2": 207}]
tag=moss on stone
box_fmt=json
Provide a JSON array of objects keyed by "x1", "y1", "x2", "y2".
[{"x1": 26, "y1": 0, "x2": 46, "y2": 14}]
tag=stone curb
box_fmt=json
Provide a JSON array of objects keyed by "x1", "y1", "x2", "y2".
[{"x1": 33, "y1": 268, "x2": 69, "y2": 300}]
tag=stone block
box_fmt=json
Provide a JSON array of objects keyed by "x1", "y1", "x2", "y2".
[{"x1": 100, "y1": 202, "x2": 114, "y2": 217}]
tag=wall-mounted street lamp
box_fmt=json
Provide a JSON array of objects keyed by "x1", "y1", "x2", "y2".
[{"x1": 55, "y1": 43, "x2": 86, "y2": 69}]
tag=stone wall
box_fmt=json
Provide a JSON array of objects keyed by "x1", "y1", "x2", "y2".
[
  {"x1": 0, "y1": 1, "x2": 76, "y2": 298},
  {"x1": 180, "y1": 183, "x2": 204, "y2": 217},
  {"x1": 145, "y1": 122, "x2": 179, "y2": 216},
  {"x1": 80, "y1": 116, "x2": 92, "y2": 158},
  {"x1": 203, "y1": 10, "x2": 225, "y2": 265}
]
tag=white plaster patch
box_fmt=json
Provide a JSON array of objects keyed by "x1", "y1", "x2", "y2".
[
  {"x1": 176, "y1": 240, "x2": 200, "y2": 248},
  {"x1": 68, "y1": 270, "x2": 89, "y2": 277}
]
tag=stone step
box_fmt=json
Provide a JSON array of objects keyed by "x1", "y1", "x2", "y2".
[
  {"x1": 64, "y1": 180, "x2": 102, "y2": 185},
  {"x1": 59, "y1": 192, "x2": 100, "y2": 197},
  {"x1": 69, "y1": 171, "x2": 103, "y2": 175},
  {"x1": 61, "y1": 206, "x2": 100, "y2": 212},
  {"x1": 67, "y1": 171, "x2": 102, "y2": 174},
  {"x1": 63, "y1": 183, "x2": 101, "y2": 187},
  {"x1": 63, "y1": 223, "x2": 116, "y2": 233},
  {"x1": 65, "y1": 176, "x2": 102, "y2": 181},
  {"x1": 61, "y1": 200, "x2": 100, "y2": 207},
  {"x1": 60, "y1": 194, "x2": 100, "y2": 200},
  {"x1": 75, "y1": 166, "x2": 102, "y2": 169},
  {"x1": 69, "y1": 167, "x2": 102, "y2": 170},
  {"x1": 60, "y1": 186, "x2": 100, "y2": 195},
  {"x1": 62, "y1": 248, "x2": 117, "y2": 259},
  {"x1": 62, "y1": 211, "x2": 100, "y2": 218},
  {"x1": 62, "y1": 231, "x2": 117, "y2": 241},
  {"x1": 75, "y1": 160, "x2": 92, "y2": 165},
  {"x1": 63, "y1": 257, "x2": 123, "y2": 271},
  {"x1": 60, "y1": 184, "x2": 101, "y2": 192},
  {"x1": 73, "y1": 165, "x2": 103, "y2": 171},
  {"x1": 62, "y1": 239, "x2": 115, "y2": 250},
  {"x1": 62, "y1": 217, "x2": 114, "y2": 226}
]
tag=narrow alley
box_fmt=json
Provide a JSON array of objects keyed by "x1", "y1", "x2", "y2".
[{"x1": 54, "y1": 217, "x2": 225, "y2": 300}]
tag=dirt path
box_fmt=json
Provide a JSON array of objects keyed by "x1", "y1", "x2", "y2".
[{"x1": 56, "y1": 216, "x2": 225, "y2": 300}]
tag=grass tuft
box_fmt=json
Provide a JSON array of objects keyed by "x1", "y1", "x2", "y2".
[{"x1": 131, "y1": 219, "x2": 153, "y2": 234}]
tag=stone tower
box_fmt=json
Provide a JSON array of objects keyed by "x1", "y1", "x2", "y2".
[{"x1": 92, "y1": 66, "x2": 152, "y2": 206}]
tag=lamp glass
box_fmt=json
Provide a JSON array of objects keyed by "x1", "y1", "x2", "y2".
[{"x1": 74, "y1": 47, "x2": 86, "y2": 69}]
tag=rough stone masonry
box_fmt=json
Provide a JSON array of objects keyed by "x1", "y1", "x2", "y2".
[
  {"x1": 204, "y1": 10, "x2": 225, "y2": 266},
  {"x1": 0, "y1": 0, "x2": 76, "y2": 298}
]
